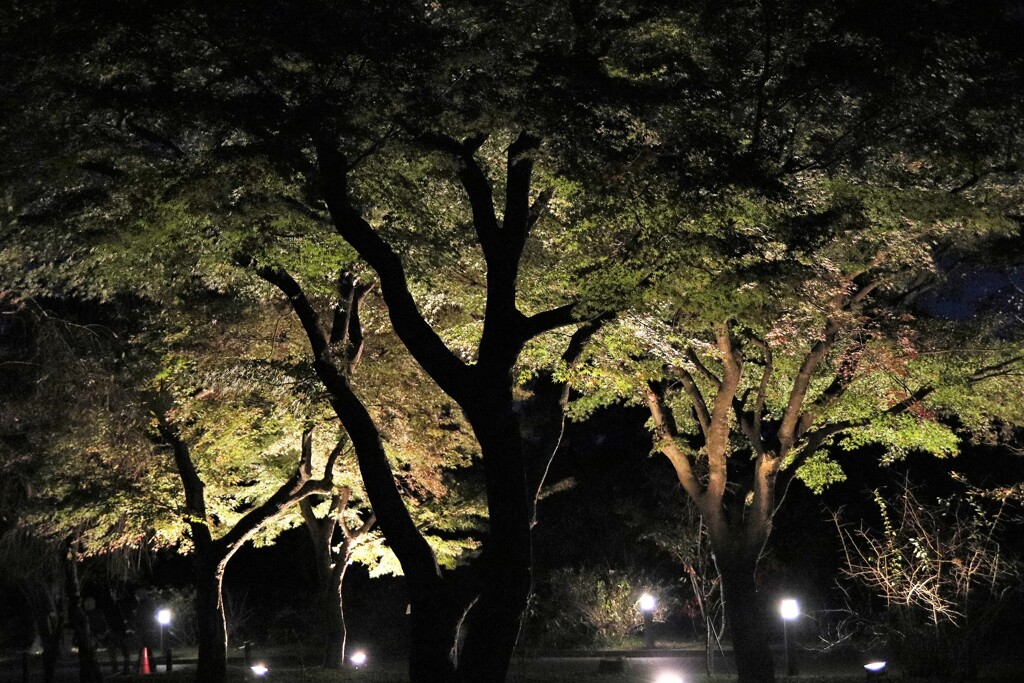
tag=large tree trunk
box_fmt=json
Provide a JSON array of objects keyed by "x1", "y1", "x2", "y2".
[
  {"x1": 303, "y1": 512, "x2": 345, "y2": 669},
  {"x1": 321, "y1": 561, "x2": 348, "y2": 669},
  {"x1": 457, "y1": 391, "x2": 532, "y2": 683},
  {"x1": 408, "y1": 579, "x2": 464, "y2": 682},
  {"x1": 715, "y1": 546, "x2": 775, "y2": 683},
  {"x1": 193, "y1": 557, "x2": 228, "y2": 683}
]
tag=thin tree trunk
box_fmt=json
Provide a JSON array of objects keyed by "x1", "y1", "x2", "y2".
[
  {"x1": 63, "y1": 544, "x2": 103, "y2": 683},
  {"x1": 23, "y1": 581, "x2": 61, "y2": 683},
  {"x1": 33, "y1": 583, "x2": 63, "y2": 683},
  {"x1": 161, "y1": 420, "x2": 336, "y2": 683}
]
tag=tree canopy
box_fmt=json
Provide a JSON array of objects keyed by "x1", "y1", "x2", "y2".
[{"x1": 2, "y1": 1, "x2": 1023, "y2": 682}]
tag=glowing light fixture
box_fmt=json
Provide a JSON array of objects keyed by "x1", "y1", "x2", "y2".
[
  {"x1": 156, "y1": 609, "x2": 172, "y2": 652},
  {"x1": 864, "y1": 661, "x2": 887, "y2": 673},
  {"x1": 779, "y1": 598, "x2": 799, "y2": 676},
  {"x1": 639, "y1": 593, "x2": 656, "y2": 612},
  {"x1": 654, "y1": 673, "x2": 684, "y2": 683},
  {"x1": 250, "y1": 664, "x2": 269, "y2": 676},
  {"x1": 350, "y1": 651, "x2": 367, "y2": 667}
]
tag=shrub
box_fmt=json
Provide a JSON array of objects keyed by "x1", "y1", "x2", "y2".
[{"x1": 523, "y1": 565, "x2": 682, "y2": 649}]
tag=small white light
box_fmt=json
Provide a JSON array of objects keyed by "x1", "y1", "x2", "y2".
[
  {"x1": 250, "y1": 664, "x2": 269, "y2": 676},
  {"x1": 350, "y1": 651, "x2": 367, "y2": 667},
  {"x1": 639, "y1": 593, "x2": 656, "y2": 612},
  {"x1": 864, "y1": 661, "x2": 887, "y2": 672},
  {"x1": 156, "y1": 609, "x2": 172, "y2": 626},
  {"x1": 779, "y1": 598, "x2": 799, "y2": 620},
  {"x1": 655, "y1": 672, "x2": 684, "y2": 683}
]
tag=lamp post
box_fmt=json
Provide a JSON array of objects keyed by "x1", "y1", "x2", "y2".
[
  {"x1": 156, "y1": 609, "x2": 172, "y2": 672},
  {"x1": 639, "y1": 593, "x2": 656, "y2": 650},
  {"x1": 779, "y1": 598, "x2": 799, "y2": 677}
]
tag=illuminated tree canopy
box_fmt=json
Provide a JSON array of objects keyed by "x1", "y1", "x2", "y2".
[{"x1": 2, "y1": 2, "x2": 1023, "y2": 683}]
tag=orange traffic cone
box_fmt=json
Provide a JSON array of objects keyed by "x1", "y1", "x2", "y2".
[{"x1": 139, "y1": 647, "x2": 151, "y2": 675}]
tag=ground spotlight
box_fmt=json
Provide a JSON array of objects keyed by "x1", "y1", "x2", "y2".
[
  {"x1": 250, "y1": 664, "x2": 269, "y2": 676},
  {"x1": 864, "y1": 660, "x2": 887, "y2": 675},
  {"x1": 350, "y1": 650, "x2": 367, "y2": 667},
  {"x1": 654, "y1": 672, "x2": 684, "y2": 683}
]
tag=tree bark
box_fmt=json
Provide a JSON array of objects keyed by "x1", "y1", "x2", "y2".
[
  {"x1": 408, "y1": 579, "x2": 463, "y2": 682},
  {"x1": 457, "y1": 391, "x2": 533, "y2": 683},
  {"x1": 193, "y1": 556, "x2": 228, "y2": 683},
  {"x1": 245, "y1": 261, "x2": 463, "y2": 682},
  {"x1": 321, "y1": 561, "x2": 349, "y2": 670},
  {"x1": 323, "y1": 387, "x2": 462, "y2": 683},
  {"x1": 302, "y1": 490, "x2": 376, "y2": 671},
  {"x1": 715, "y1": 546, "x2": 776, "y2": 683}
]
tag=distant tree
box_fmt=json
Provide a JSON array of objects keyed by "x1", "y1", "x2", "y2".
[
  {"x1": 0, "y1": 532, "x2": 65, "y2": 683},
  {"x1": 569, "y1": 189, "x2": 1024, "y2": 682},
  {"x1": 154, "y1": 418, "x2": 340, "y2": 683},
  {"x1": 0, "y1": 293, "x2": 329, "y2": 682},
  {"x1": 298, "y1": 482, "x2": 375, "y2": 669},
  {"x1": 0, "y1": 295, "x2": 170, "y2": 683},
  {"x1": 552, "y1": 1, "x2": 1024, "y2": 680}
]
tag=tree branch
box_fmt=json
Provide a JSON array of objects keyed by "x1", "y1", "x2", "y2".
[
  {"x1": 236, "y1": 255, "x2": 333, "y2": 364},
  {"x1": 778, "y1": 385, "x2": 938, "y2": 497},
  {"x1": 706, "y1": 324, "x2": 742, "y2": 500},
  {"x1": 968, "y1": 355, "x2": 1024, "y2": 384},
  {"x1": 777, "y1": 320, "x2": 839, "y2": 455},
  {"x1": 687, "y1": 347, "x2": 722, "y2": 390},
  {"x1": 677, "y1": 370, "x2": 712, "y2": 438},
  {"x1": 330, "y1": 273, "x2": 375, "y2": 371},
  {"x1": 217, "y1": 427, "x2": 336, "y2": 555},
  {"x1": 522, "y1": 302, "x2": 579, "y2": 339},
  {"x1": 502, "y1": 131, "x2": 543, "y2": 259},
  {"x1": 319, "y1": 142, "x2": 473, "y2": 397},
  {"x1": 795, "y1": 340, "x2": 864, "y2": 438},
  {"x1": 237, "y1": 248, "x2": 443, "y2": 584},
  {"x1": 419, "y1": 132, "x2": 500, "y2": 254},
  {"x1": 526, "y1": 187, "x2": 555, "y2": 234},
  {"x1": 558, "y1": 312, "x2": 615, "y2": 407},
  {"x1": 644, "y1": 382, "x2": 704, "y2": 501},
  {"x1": 155, "y1": 417, "x2": 208, "y2": 524}
]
